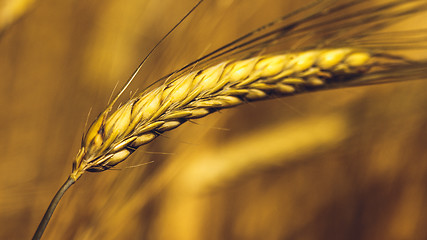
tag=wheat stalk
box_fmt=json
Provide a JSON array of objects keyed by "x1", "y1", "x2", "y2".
[{"x1": 32, "y1": 0, "x2": 427, "y2": 239}]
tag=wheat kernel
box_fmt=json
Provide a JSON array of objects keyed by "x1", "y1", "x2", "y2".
[
  {"x1": 188, "y1": 108, "x2": 210, "y2": 119},
  {"x1": 216, "y1": 96, "x2": 243, "y2": 107},
  {"x1": 318, "y1": 49, "x2": 351, "y2": 69},
  {"x1": 276, "y1": 84, "x2": 296, "y2": 94},
  {"x1": 142, "y1": 89, "x2": 162, "y2": 120},
  {"x1": 290, "y1": 51, "x2": 319, "y2": 72},
  {"x1": 306, "y1": 77, "x2": 325, "y2": 86},
  {"x1": 157, "y1": 120, "x2": 183, "y2": 132},
  {"x1": 228, "y1": 58, "x2": 258, "y2": 82},
  {"x1": 345, "y1": 52, "x2": 371, "y2": 67},
  {"x1": 245, "y1": 89, "x2": 267, "y2": 100},
  {"x1": 105, "y1": 149, "x2": 132, "y2": 166},
  {"x1": 256, "y1": 55, "x2": 286, "y2": 77},
  {"x1": 130, "y1": 133, "x2": 157, "y2": 148},
  {"x1": 194, "y1": 65, "x2": 222, "y2": 94}
]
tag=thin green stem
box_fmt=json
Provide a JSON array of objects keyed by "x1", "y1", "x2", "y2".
[{"x1": 32, "y1": 177, "x2": 75, "y2": 240}]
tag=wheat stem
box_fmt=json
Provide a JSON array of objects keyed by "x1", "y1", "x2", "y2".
[{"x1": 32, "y1": 177, "x2": 75, "y2": 240}]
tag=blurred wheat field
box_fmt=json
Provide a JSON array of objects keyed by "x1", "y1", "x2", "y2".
[{"x1": 1, "y1": 0, "x2": 427, "y2": 239}]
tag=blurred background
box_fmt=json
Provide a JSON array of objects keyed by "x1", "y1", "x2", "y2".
[{"x1": 1, "y1": 0, "x2": 427, "y2": 239}]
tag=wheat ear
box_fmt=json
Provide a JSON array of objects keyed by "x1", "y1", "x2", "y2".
[
  {"x1": 71, "y1": 48, "x2": 372, "y2": 177},
  {"x1": 72, "y1": 47, "x2": 424, "y2": 177}
]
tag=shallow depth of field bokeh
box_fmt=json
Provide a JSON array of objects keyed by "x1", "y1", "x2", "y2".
[{"x1": 1, "y1": 0, "x2": 427, "y2": 239}]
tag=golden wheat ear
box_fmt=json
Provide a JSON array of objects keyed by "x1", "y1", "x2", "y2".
[
  {"x1": 32, "y1": 0, "x2": 427, "y2": 239},
  {"x1": 71, "y1": 47, "x2": 427, "y2": 176}
]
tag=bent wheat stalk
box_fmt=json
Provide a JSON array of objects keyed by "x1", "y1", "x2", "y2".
[{"x1": 32, "y1": 0, "x2": 427, "y2": 239}]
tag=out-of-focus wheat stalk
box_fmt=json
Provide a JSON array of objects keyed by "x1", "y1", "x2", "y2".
[
  {"x1": 0, "y1": 0, "x2": 35, "y2": 35},
  {"x1": 23, "y1": 0, "x2": 427, "y2": 239}
]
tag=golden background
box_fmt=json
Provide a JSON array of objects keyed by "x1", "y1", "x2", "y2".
[{"x1": 1, "y1": 0, "x2": 427, "y2": 239}]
